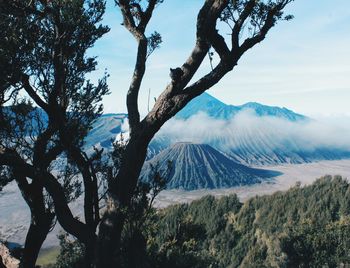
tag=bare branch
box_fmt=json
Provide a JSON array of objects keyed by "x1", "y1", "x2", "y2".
[
  {"x1": 118, "y1": 0, "x2": 140, "y2": 39},
  {"x1": 21, "y1": 74, "x2": 49, "y2": 112},
  {"x1": 178, "y1": 0, "x2": 229, "y2": 88},
  {"x1": 118, "y1": 0, "x2": 161, "y2": 135},
  {"x1": 139, "y1": 0, "x2": 158, "y2": 31}
]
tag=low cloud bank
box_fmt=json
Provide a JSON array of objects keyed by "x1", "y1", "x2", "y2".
[{"x1": 155, "y1": 110, "x2": 350, "y2": 153}]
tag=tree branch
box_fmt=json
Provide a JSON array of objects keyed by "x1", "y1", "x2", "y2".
[
  {"x1": 177, "y1": 0, "x2": 229, "y2": 88},
  {"x1": 239, "y1": 6, "x2": 279, "y2": 54},
  {"x1": 21, "y1": 74, "x2": 49, "y2": 112},
  {"x1": 118, "y1": 0, "x2": 160, "y2": 136},
  {"x1": 118, "y1": 0, "x2": 139, "y2": 39},
  {"x1": 126, "y1": 38, "x2": 147, "y2": 135},
  {"x1": 231, "y1": 0, "x2": 256, "y2": 50},
  {"x1": 139, "y1": 0, "x2": 158, "y2": 31},
  {"x1": 143, "y1": 0, "x2": 230, "y2": 123},
  {"x1": 0, "y1": 149, "x2": 96, "y2": 245}
]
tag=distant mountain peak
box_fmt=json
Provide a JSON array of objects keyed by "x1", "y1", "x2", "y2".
[
  {"x1": 173, "y1": 141, "x2": 198, "y2": 146},
  {"x1": 197, "y1": 92, "x2": 226, "y2": 105},
  {"x1": 240, "y1": 101, "x2": 260, "y2": 107},
  {"x1": 176, "y1": 92, "x2": 306, "y2": 121}
]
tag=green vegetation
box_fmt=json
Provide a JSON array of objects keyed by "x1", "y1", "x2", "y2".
[
  {"x1": 45, "y1": 175, "x2": 350, "y2": 267},
  {"x1": 1, "y1": 0, "x2": 294, "y2": 266},
  {"x1": 36, "y1": 247, "x2": 60, "y2": 267},
  {"x1": 150, "y1": 175, "x2": 350, "y2": 267}
]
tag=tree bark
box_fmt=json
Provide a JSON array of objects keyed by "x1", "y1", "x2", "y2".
[
  {"x1": 20, "y1": 212, "x2": 54, "y2": 268},
  {"x1": 96, "y1": 133, "x2": 152, "y2": 267},
  {"x1": 14, "y1": 170, "x2": 55, "y2": 268}
]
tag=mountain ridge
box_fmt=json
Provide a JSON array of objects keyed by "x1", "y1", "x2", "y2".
[
  {"x1": 84, "y1": 93, "x2": 350, "y2": 166},
  {"x1": 175, "y1": 92, "x2": 306, "y2": 121}
]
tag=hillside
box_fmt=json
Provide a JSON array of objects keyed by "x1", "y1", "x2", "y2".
[
  {"x1": 150, "y1": 176, "x2": 350, "y2": 267},
  {"x1": 140, "y1": 142, "x2": 280, "y2": 190},
  {"x1": 44, "y1": 176, "x2": 350, "y2": 268}
]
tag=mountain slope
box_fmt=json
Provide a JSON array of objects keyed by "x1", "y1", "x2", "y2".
[
  {"x1": 149, "y1": 120, "x2": 350, "y2": 166},
  {"x1": 147, "y1": 93, "x2": 350, "y2": 165},
  {"x1": 84, "y1": 113, "x2": 127, "y2": 152},
  {"x1": 224, "y1": 129, "x2": 350, "y2": 166},
  {"x1": 175, "y1": 93, "x2": 240, "y2": 120},
  {"x1": 80, "y1": 94, "x2": 350, "y2": 166},
  {"x1": 140, "y1": 142, "x2": 281, "y2": 190}
]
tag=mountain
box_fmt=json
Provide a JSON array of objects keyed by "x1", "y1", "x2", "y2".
[
  {"x1": 149, "y1": 129, "x2": 350, "y2": 166},
  {"x1": 146, "y1": 93, "x2": 309, "y2": 160},
  {"x1": 176, "y1": 92, "x2": 306, "y2": 121},
  {"x1": 84, "y1": 113, "x2": 127, "y2": 152},
  {"x1": 147, "y1": 93, "x2": 350, "y2": 165},
  {"x1": 34, "y1": 93, "x2": 305, "y2": 156},
  {"x1": 83, "y1": 113, "x2": 161, "y2": 158},
  {"x1": 175, "y1": 93, "x2": 239, "y2": 120},
  {"x1": 140, "y1": 142, "x2": 281, "y2": 190},
  {"x1": 82, "y1": 94, "x2": 350, "y2": 166},
  {"x1": 224, "y1": 134, "x2": 350, "y2": 166}
]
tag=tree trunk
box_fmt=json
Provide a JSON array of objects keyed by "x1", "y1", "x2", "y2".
[
  {"x1": 14, "y1": 170, "x2": 55, "y2": 268},
  {"x1": 96, "y1": 207, "x2": 125, "y2": 267},
  {"x1": 96, "y1": 130, "x2": 152, "y2": 267},
  {"x1": 20, "y1": 212, "x2": 54, "y2": 268}
]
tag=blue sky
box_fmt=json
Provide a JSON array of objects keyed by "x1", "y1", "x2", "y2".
[{"x1": 89, "y1": 0, "x2": 350, "y2": 117}]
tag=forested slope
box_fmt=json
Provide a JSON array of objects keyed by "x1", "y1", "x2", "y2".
[
  {"x1": 46, "y1": 176, "x2": 350, "y2": 268},
  {"x1": 151, "y1": 175, "x2": 350, "y2": 267}
]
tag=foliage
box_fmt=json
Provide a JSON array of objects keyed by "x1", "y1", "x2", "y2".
[
  {"x1": 0, "y1": 0, "x2": 109, "y2": 266},
  {"x1": 53, "y1": 233, "x2": 85, "y2": 268},
  {"x1": 148, "y1": 176, "x2": 350, "y2": 267},
  {"x1": 48, "y1": 176, "x2": 350, "y2": 267},
  {"x1": 1, "y1": 0, "x2": 295, "y2": 266},
  {"x1": 51, "y1": 167, "x2": 168, "y2": 268},
  {"x1": 280, "y1": 217, "x2": 350, "y2": 267}
]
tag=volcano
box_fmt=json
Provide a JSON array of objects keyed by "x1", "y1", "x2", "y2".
[{"x1": 140, "y1": 142, "x2": 281, "y2": 190}]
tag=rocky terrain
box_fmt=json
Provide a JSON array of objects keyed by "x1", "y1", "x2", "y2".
[{"x1": 0, "y1": 243, "x2": 19, "y2": 268}]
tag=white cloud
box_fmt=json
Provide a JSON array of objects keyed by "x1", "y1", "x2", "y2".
[{"x1": 156, "y1": 110, "x2": 350, "y2": 153}]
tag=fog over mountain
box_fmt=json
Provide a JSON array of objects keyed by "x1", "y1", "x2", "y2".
[
  {"x1": 144, "y1": 93, "x2": 350, "y2": 165},
  {"x1": 153, "y1": 110, "x2": 350, "y2": 165},
  {"x1": 84, "y1": 93, "x2": 350, "y2": 166}
]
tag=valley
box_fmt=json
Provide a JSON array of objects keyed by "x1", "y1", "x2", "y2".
[
  {"x1": 154, "y1": 159, "x2": 350, "y2": 207},
  {"x1": 1, "y1": 159, "x2": 350, "y2": 249},
  {"x1": 1, "y1": 93, "x2": 350, "y2": 251}
]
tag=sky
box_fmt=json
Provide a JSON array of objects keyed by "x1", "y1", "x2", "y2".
[{"x1": 89, "y1": 0, "x2": 350, "y2": 118}]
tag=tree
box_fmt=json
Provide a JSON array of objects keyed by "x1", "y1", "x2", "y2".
[
  {"x1": 97, "y1": 0, "x2": 294, "y2": 266},
  {"x1": 0, "y1": 0, "x2": 109, "y2": 267},
  {"x1": 0, "y1": 0, "x2": 294, "y2": 267}
]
